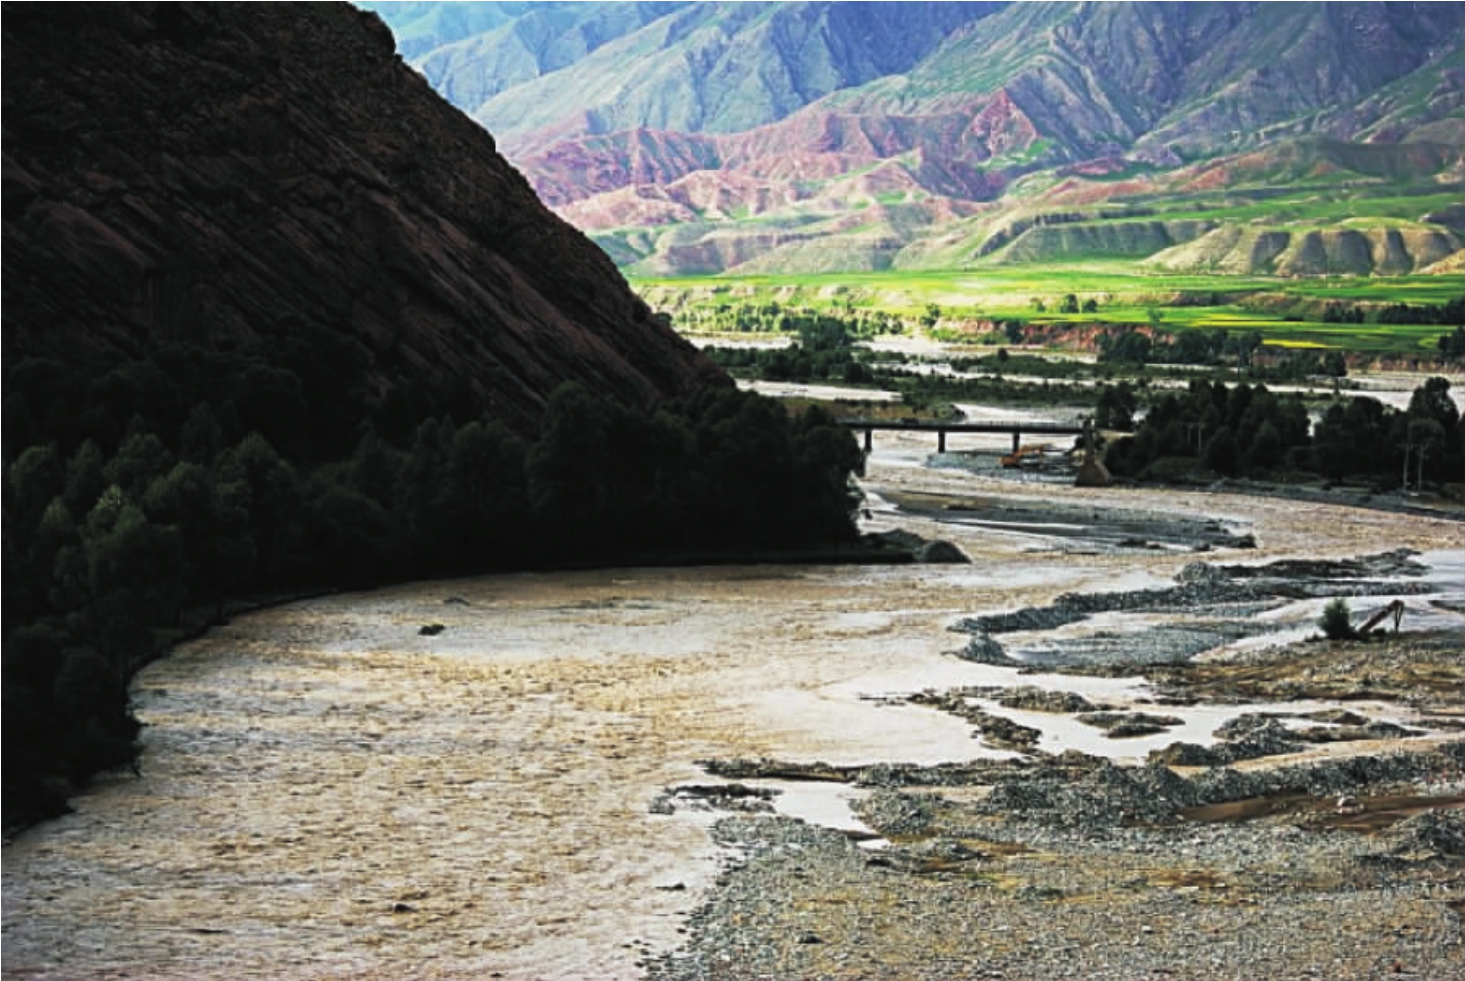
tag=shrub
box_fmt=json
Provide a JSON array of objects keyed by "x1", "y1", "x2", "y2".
[{"x1": 1318, "y1": 597, "x2": 1354, "y2": 640}]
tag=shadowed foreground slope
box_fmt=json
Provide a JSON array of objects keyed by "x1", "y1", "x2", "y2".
[{"x1": 2, "y1": 2, "x2": 721, "y2": 435}]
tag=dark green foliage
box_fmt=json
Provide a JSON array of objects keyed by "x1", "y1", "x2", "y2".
[
  {"x1": 4, "y1": 343, "x2": 863, "y2": 829},
  {"x1": 1325, "y1": 297, "x2": 1463, "y2": 327},
  {"x1": 1094, "y1": 382, "x2": 1138, "y2": 432},
  {"x1": 1319, "y1": 597, "x2": 1354, "y2": 640},
  {"x1": 527, "y1": 384, "x2": 862, "y2": 559},
  {"x1": 1438, "y1": 326, "x2": 1465, "y2": 360},
  {"x1": 1313, "y1": 395, "x2": 1395, "y2": 481},
  {"x1": 1204, "y1": 427, "x2": 1241, "y2": 477},
  {"x1": 1244, "y1": 420, "x2": 1284, "y2": 471},
  {"x1": 303, "y1": 484, "x2": 397, "y2": 587},
  {"x1": 1098, "y1": 328, "x2": 1152, "y2": 365},
  {"x1": 179, "y1": 402, "x2": 225, "y2": 464},
  {"x1": 674, "y1": 302, "x2": 906, "y2": 340},
  {"x1": 1103, "y1": 375, "x2": 1460, "y2": 487},
  {"x1": 1099, "y1": 377, "x2": 1434, "y2": 484},
  {"x1": 702, "y1": 314, "x2": 879, "y2": 384}
]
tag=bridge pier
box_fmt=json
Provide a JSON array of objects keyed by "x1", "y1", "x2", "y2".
[
  {"x1": 1012, "y1": 430, "x2": 1022, "y2": 453},
  {"x1": 863, "y1": 428, "x2": 872, "y2": 453},
  {"x1": 938, "y1": 428, "x2": 946, "y2": 453}
]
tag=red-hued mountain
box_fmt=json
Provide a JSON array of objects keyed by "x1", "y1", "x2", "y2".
[
  {"x1": 365, "y1": 1, "x2": 1465, "y2": 276},
  {"x1": 3, "y1": 2, "x2": 722, "y2": 435}
]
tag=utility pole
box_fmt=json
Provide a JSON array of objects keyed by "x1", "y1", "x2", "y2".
[
  {"x1": 1401, "y1": 444, "x2": 1412, "y2": 492},
  {"x1": 1416, "y1": 444, "x2": 1429, "y2": 493}
]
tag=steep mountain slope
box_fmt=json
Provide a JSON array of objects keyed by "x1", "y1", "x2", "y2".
[
  {"x1": 3, "y1": 2, "x2": 721, "y2": 435},
  {"x1": 374, "y1": 1, "x2": 1465, "y2": 276},
  {"x1": 470, "y1": 2, "x2": 1003, "y2": 147}
]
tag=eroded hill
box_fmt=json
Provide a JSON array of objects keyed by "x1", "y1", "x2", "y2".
[{"x1": 366, "y1": 1, "x2": 1465, "y2": 276}]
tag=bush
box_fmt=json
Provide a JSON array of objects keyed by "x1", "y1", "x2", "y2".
[{"x1": 1318, "y1": 597, "x2": 1354, "y2": 640}]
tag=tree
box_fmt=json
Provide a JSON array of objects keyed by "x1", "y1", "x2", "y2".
[
  {"x1": 63, "y1": 441, "x2": 107, "y2": 516},
  {"x1": 1407, "y1": 377, "x2": 1460, "y2": 433},
  {"x1": 443, "y1": 419, "x2": 530, "y2": 567},
  {"x1": 179, "y1": 402, "x2": 225, "y2": 464},
  {"x1": 1094, "y1": 382, "x2": 1138, "y2": 432},
  {"x1": 527, "y1": 384, "x2": 615, "y2": 555},
  {"x1": 215, "y1": 433, "x2": 300, "y2": 583},
  {"x1": 82, "y1": 490, "x2": 186, "y2": 635},
  {"x1": 920, "y1": 303, "x2": 941, "y2": 331},
  {"x1": 1318, "y1": 597, "x2": 1353, "y2": 640},
  {"x1": 303, "y1": 484, "x2": 395, "y2": 585},
  {"x1": 1205, "y1": 427, "x2": 1241, "y2": 476},
  {"x1": 349, "y1": 426, "x2": 404, "y2": 510},
  {"x1": 1437, "y1": 325, "x2": 1465, "y2": 359},
  {"x1": 1102, "y1": 329, "x2": 1152, "y2": 366},
  {"x1": 1244, "y1": 420, "x2": 1284, "y2": 471},
  {"x1": 1060, "y1": 294, "x2": 1080, "y2": 314},
  {"x1": 1405, "y1": 377, "x2": 1461, "y2": 483},
  {"x1": 103, "y1": 431, "x2": 174, "y2": 501}
]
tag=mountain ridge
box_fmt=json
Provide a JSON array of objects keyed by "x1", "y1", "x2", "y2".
[{"x1": 367, "y1": 1, "x2": 1465, "y2": 276}]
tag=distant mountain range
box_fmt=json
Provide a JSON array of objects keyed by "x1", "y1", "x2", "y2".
[{"x1": 362, "y1": 1, "x2": 1465, "y2": 276}]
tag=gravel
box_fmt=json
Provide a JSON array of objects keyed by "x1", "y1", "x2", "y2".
[
  {"x1": 647, "y1": 547, "x2": 1463, "y2": 980},
  {"x1": 950, "y1": 549, "x2": 1435, "y2": 669},
  {"x1": 647, "y1": 744, "x2": 1465, "y2": 981}
]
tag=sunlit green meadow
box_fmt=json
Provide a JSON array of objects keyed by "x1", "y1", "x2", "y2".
[{"x1": 634, "y1": 264, "x2": 1463, "y2": 354}]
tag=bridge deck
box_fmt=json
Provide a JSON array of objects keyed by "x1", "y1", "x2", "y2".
[
  {"x1": 839, "y1": 419, "x2": 1087, "y2": 434},
  {"x1": 838, "y1": 417, "x2": 1089, "y2": 453}
]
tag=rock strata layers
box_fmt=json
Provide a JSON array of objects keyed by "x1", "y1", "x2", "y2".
[{"x1": 2, "y1": 3, "x2": 723, "y2": 435}]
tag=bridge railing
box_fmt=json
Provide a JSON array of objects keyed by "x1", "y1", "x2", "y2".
[{"x1": 838, "y1": 417, "x2": 1089, "y2": 453}]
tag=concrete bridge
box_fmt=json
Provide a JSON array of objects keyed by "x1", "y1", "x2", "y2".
[{"x1": 839, "y1": 417, "x2": 1090, "y2": 454}]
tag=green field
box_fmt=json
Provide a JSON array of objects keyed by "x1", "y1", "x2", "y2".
[{"x1": 634, "y1": 265, "x2": 1464, "y2": 356}]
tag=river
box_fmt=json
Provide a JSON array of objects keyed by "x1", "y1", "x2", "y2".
[{"x1": 4, "y1": 432, "x2": 1462, "y2": 981}]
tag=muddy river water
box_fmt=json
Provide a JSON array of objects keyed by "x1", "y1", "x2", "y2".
[{"x1": 4, "y1": 432, "x2": 1462, "y2": 981}]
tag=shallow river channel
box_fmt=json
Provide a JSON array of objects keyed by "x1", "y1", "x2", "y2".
[{"x1": 4, "y1": 432, "x2": 1463, "y2": 980}]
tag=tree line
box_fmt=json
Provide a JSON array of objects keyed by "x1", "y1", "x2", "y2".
[
  {"x1": 3, "y1": 341, "x2": 864, "y2": 829},
  {"x1": 1322, "y1": 297, "x2": 1465, "y2": 326},
  {"x1": 1103, "y1": 377, "x2": 1461, "y2": 485},
  {"x1": 668, "y1": 301, "x2": 908, "y2": 339}
]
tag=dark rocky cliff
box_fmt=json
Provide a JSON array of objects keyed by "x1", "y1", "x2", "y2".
[{"x1": 2, "y1": 2, "x2": 723, "y2": 436}]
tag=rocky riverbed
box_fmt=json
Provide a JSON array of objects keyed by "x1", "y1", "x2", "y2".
[
  {"x1": 642, "y1": 444, "x2": 1464, "y2": 981},
  {"x1": 650, "y1": 651, "x2": 1465, "y2": 981},
  {"x1": 647, "y1": 745, "x2": 1464, "y2": 981}
]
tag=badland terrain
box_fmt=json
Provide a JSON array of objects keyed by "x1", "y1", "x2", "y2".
[{"x1": 364, "y1": 1, "x2": 1465, "y2": 277}]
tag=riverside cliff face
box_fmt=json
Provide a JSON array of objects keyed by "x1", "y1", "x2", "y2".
[{"x1": 2, "y1": 3, "x2": 723, "y2": 434}]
